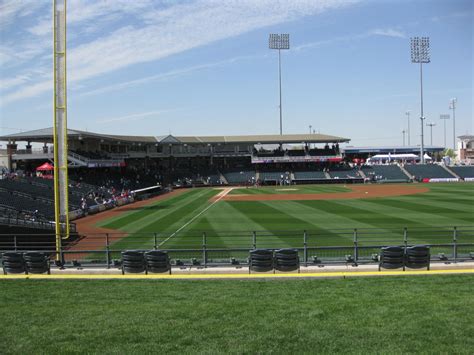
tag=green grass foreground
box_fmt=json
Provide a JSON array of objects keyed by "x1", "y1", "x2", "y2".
[{"x1": 1, "y1": 275, "x2": 473, "y2": 354}]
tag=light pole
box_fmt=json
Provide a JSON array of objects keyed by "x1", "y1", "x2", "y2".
[
  {"x1": 426, "y1": 122, "x2": 436, "y2": 146},
  {"x1": 405, "y1": 110, "x2": 411, "y2": 145},
  {"x1": 309, "y1": 125, "x2": 312, "y2": 135},
  {"x1": 402, "y1": 129, "x2": 406, "y2": 146},
  {"x1": 439, "y1": 114, "x2": 450, "y2": 148},
  {"x1": 269, "y1": 33, "x2": 290, "y2": 136},
  {"x1": 449, "y1": 98, "x2": 457, "y2": 150},
  {"x1": 411, "y1": 37, "x2": 430, "y2": 164}
]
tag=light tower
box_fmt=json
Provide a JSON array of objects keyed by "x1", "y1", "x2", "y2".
[
  {"x1": 439, "y1": 114, "x2": 450, "y2": 148},
  {"x1": 411, "y1": 37, "x2": 430, "y2": 164},
  {"x1": 449, "y1": 98, "x2": 457, "y2": 150},
  {"x1": 426, "y1": 122, "x2": 436, "y2": 146},
  {"x1": 402, "y1": 129, "x2": 406, "y2": 146},
  {"x1": 405, "y1": 110, "x2": 411, "y2": 145},
  {"x1": 53, "y1": 0, "x2": 70, "y2": 261},
  {"x1": 269, "y1": 33, "x2": 290, "y2": 136}
]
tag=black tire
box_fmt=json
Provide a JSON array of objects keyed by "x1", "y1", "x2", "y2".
[
  {"x1": 275, "y1": 265, "x2": 299, "y2": 272},
  {"x1": 275, "y1": 259, "x2": 299, "y2": 266},
  {"x1": 27, "y1": 267, "x2": 50, "y2": 274},
  {"x1": 380, "y1": 262, "x2": 404, "y2": 269},
  {"x1": 145, "y1": 255, "x2": 169, "y2": 262},
  {"x1": 122, "y1": 266, "x2": 146, "y2": 274},
  {"x1": 3, "y1": 267, "x2": 26, "y2": 274},
  {"x1": 250, "y1": 265, "x2": 273, "y2": 272},
  {"x1": 2, "y1": 261, "x2": 24, "y2": 268},
  {"x1": 147, "y1": 266, "x2": 171, "y2": 274},
  {"x1": 250, "y1": 254, "x2": 273, "y2": 261},
  {"x1": 122, "y1": 261, "x2": 145, "y2": 268},
  {"x1": 122, "y1": 255, "x2": 145, "y2": 262}
]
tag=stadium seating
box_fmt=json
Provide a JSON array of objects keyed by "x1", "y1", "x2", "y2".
[
  {"x1": 404, "y1": 164, "x2": 455, "y2": 179},
  {"x1": 293, "y1": 171, "x2": 327, "y2": 180},
  {"x1": 328, "y1": 168, "x2": 361, "y2": 179},
  {"x1": 362, "y1": 165, "x2": 409, "y2": 181},
  {"x1": 448, "y1": 166, "x2": 474, "y2": 179},
  {"x1": 259, "y1": 171, "x2": 290, "y2": 183},
  {"x1": 222, "y1": 171, "x2": 256, "y2": 184}
]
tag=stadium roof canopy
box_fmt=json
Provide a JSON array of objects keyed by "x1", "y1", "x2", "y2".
[
  {"x1": 343, "y1": 146, "x2": 445, "y2": 154},
  {"x1": 0, "y1": 127, "x2": 350, "y2": 145}
]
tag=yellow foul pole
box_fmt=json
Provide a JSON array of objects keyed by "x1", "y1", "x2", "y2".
[{"x1": 53, "y1": 0, "x2": 70, "y2": 262}]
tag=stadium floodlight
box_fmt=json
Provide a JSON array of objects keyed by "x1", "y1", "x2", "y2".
[
  {"x1": 426, "y1": 122, "x2": 436, "y2": 146},
  {"x1": 405, "y1": 111, "x2": 411, "y2": 146},
  {"x1": 449, "y1": 98, "x2": 457, "y2": 150},
  {"x1": 410, "y1": 36, "x2": 430, "y2": 163},
  {"x1": 269, "y1": 33, "x2": 290, "y2": 136},
  {"x1": 439, "y1": 114, "x2": 450, "y2": 148}
]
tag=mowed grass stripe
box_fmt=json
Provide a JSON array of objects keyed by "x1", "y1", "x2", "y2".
[
  {"x1": 294, "y1": 199, "x2": 453, "y2": 245},
  {"x1": 361, "y1": 198, "x2": 474, "y2": 224},
  {"x1": 205, "y1": 202, "x2": 291, "y2": 248},
  {"x1": 99, "y1": 189, "x2": 202, "y2": 229},
  {"x1": 108, "y1": 189, "x2": 218, "y2": 250}
]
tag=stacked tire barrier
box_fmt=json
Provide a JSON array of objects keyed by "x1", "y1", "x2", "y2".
[
  {"x1": 405, "y1": 246, "x2": 430, "y2": 270},
  {"x1": 145, "y1": 251, "x2": 171, "y2": 274},
  {"x1": 1, "y1": 252, "x2": 50, "y2": 274},
  {"x1": 249, "y1": 249, "x2": 274, "y2": 273},
  {"x1": 121, "y1": 251, "x2": 146, "y2": 274},
  {"x1": 379, "y1": 246, "x2": 405, "y2": 271},
  {"x1": 23, "y1": 252, "x2": 50, "y2": 274},
  {"x1": 274, "y1": 249, "x2": 300, "y2": 272},
  {"x1": 249, "y1": 249, "x2": 300, "y2": 273},
  {"x1": 379, "y1": 245, "x2": 430, "y2": 271},
  {"x1": 1, "y1": 252, "x2": 26, "y2": 274}
]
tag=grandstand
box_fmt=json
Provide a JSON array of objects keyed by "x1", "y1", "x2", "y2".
[
  {"x1": 361, "y1": 165, "x2": 410, "y2": 182},
  {"x1": 404, "y1": 164, "x2": 456, "y2": 180},
  {"x1": 449, "y1": 166, "x2": 474, "y2": 179}
]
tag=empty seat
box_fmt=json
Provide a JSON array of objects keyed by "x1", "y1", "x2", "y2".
[
  {"x1": 121, "y1": 250, "x2": 146, "y2": 274},
  {"x1": 145, "y1": 250, "x2": 171, "y2": 274},
  {"x1": 405, "y1": 245, "x2": 430, "y2": 270},
  {"x1": 249, "y1": 249, "x2": 273, "y2": 273},
  {"x1": 274, "y1": 249, "x2": 300, "y2": 272},
  {"x1": 23, "y1": 252, "x2": 50, "y2": 274},
  {"x1": 379, "y1": 246, "x2": 405, "y2": 270},
  {"x1": 2, "y1": 252, "x2": 26, "y2": 275}
]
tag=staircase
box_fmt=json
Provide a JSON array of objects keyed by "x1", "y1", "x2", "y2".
[
  {"x1": 358, "y1": 169, "x2": 367, "y2": 179},
  {"x1": 398, "y1": 164, "x2": 414, "y2": 180},
  {"x1": 218, "y1": 171, "x2": 228, "y2": 185},
  {"x1": 324, "y1": 171, "x2": 331, "y2": 179},
  {"x1": 442, "y1": 165, "x2": 460, "y2": 179}
]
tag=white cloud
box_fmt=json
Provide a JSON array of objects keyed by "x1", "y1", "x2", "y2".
[
  {"x1": 370, "y1": 28, "x2": 406, "y2": 38},
  {"x1": 2, "y1": 0, "x2": 360, "y2": 106},
  {"x1": 97, "y1": 109, "x2": 177, "y2": 123},
  {"x1": 78, "y1": 55, "x2": 261, "y2": 98}
]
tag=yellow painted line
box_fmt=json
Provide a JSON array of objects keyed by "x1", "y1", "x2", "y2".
[{"x1": 0, "y1": 268, "x2": 472, "y2": 280}]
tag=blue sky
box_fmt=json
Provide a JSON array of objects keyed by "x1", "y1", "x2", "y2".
[{"x1": 0, "y1": 0, "x2": 472, "y2": 147}]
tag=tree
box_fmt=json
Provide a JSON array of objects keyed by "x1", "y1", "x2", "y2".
[{"x1": 440, "y1": 148, "x2": 457, "y2": 159}]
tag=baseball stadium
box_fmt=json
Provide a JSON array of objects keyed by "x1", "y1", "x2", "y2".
[{"x1": 1, "y1": 1, "x2": 473, "y2": 353}]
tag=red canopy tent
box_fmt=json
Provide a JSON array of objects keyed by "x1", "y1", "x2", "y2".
[{"x1": 36, "y1": 162, "x2": 54, "y2": 171}]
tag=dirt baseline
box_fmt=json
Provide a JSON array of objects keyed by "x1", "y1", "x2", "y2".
[{"x1": 221, "y1": 184, "x2": 429, "y2": 202}]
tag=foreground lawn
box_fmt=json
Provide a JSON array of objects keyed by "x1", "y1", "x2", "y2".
[{"x1": 0, "y1": 275, "x2": 473, "y2": 354}]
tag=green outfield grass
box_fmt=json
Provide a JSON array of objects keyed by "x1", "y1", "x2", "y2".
[
  {"x1": 1, "y1": 275, "x2": 473, "y2": 354},
  {"x1": 228, "y1": 184, "x2": 351, "y2": 195},
  {"x1": 96, "y1": 183, "x2": 474, "y2": 252}
]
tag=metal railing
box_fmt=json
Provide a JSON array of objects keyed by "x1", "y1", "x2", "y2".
[{"x1": 0, "y1": 226, "x2": 473, "y2": 268}]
